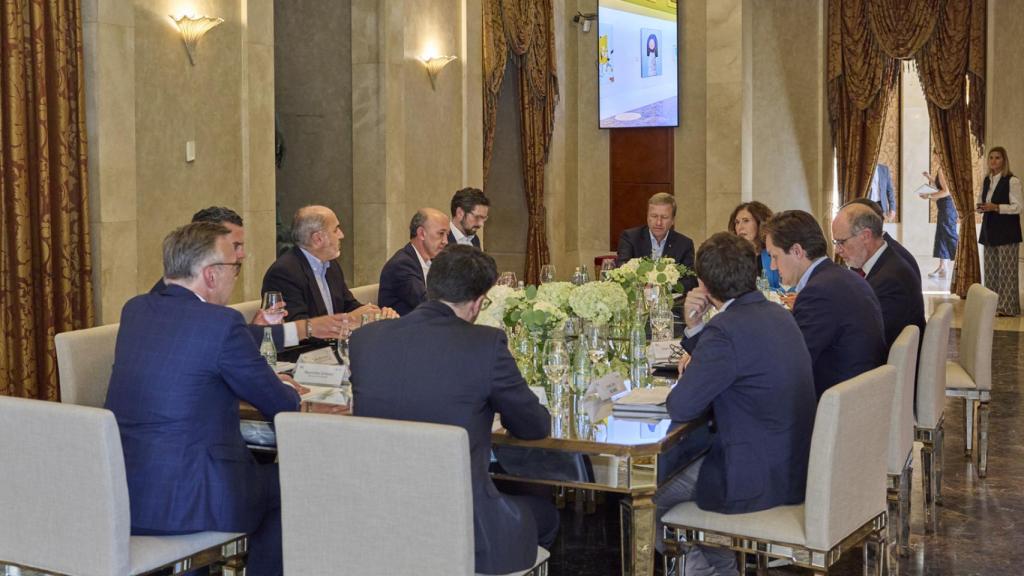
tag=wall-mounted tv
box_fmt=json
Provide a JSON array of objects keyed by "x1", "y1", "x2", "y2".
[{"x1": 598, "y1": 0, "x2": 679, "y2": 129}]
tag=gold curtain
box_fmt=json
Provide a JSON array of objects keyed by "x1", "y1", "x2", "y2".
[
  {"x1": 827, "y1": 0, "x2": 986, "y2": 297},
  {"x1": 1, "y1": 0, "x2": 94, "y2": 399},
  {"x1": 482, "y1": 0, "x2": 558, "y2": 284}
]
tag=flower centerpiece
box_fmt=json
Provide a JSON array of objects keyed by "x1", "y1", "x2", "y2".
[
  {"x1": 607, "y1": 256, "x2": 695, "y2": 304},
  {"x1": 568, "y1": 281, "x2": 628, "y2": 326},
  {"x1": 475, "y1": 284, "x2": 519, "y2": 328}
]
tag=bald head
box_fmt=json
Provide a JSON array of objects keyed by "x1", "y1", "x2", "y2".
[
  {"x1": 832, "y1": 203, "x2": 884, "y2": 268},
  {"x1": 410, "y1": 207, "x2": 450, "y2": 260},
  {"x1": 293, "y1": 205, "x2": 344, "y2": 262}
]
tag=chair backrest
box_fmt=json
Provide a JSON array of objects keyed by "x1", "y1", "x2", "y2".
[
  {"x1": 229, "y1": 299, "x2": 261, "y2": 323},
  {"x1": 886, "y1": 325, "x2": 919, "y2": 474},
  {"x1": 959, "y1": 283, "x2": 997, "y2": 391},
  {"x1": 0, "y1": 396, "x2": 130, "y2": 576},
  {"x1": 55, "y1": 323, "x2": 120, "y2": 407},
  {"x1": 917, "y1": 303, "x2": 953, "y2": 428},
  {"x1": 804, "y1": 365, "x2": 896, "y2": 551},
  {"x1": 351, "y1": 283, "x2": 379, "y2": 306},
  {"x1": 276, "y1": 414, "x2": 475, "y2": 575}
]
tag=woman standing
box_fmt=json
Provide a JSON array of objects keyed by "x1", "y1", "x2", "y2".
[
  {"x1": 728, "y1": 201, "x2": 781, "y2": 290},
  {"x1": 977, "y1": 146, "x2": 1022, "y2": 316},
  {"x1": 920, "y1": 168, "x2": 959, "y2": 278}
]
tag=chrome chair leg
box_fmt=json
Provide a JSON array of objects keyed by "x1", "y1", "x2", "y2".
[
  {"x1": 978, "y1": 400, "x2": 990, "y2": 478},
  {"x1": 935, "y1": 421, "x2": 945, "y2": 506},
  {"x1": 920, "y1": 437, "x2": 936, "y2": 534},
  {"x1": 964, "y1": 397, "x2": 975, "y2": 456},
  {"x1": 886, "y1": 476, "x2": 901, "y2": 566},
  {"x1": 862, "y1": 529, "x2": 885, "y2": 576},
  {"x1": 756, "y1": 551, "x2": 769, "y2": 576},
  {"x1": 901, "y1": 464, "x2": 912, "y2": 556}
]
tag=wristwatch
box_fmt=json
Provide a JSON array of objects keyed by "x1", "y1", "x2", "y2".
[{"x1": 305, "y1": 319, "x2": 313, "y2": 340}]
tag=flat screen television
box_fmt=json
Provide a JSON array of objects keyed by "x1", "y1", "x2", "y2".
[{"x1": 598, "y1": 0, "x2": 679, "y2": 129}]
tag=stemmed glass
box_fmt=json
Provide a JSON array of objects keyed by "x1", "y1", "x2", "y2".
[
  {"x1": 261, "y1": 291, "x2": 285, "y2": 324},
  {"x1": 643, "y1": 284, "x2": 662, "y2": 313},
  {"x1": 539, "y1": 264, "x2": 556, "y2": 284},
  {"x1": 600, "y1": 259, "x2": 617, "y2": 281},
  {"x1": 542, "y1": 340, "x2": 570, "y2": 417},
  {"x1": 497, "y1": 271, "x2": 518, "y2": 288},
  {"x1": 583, "y1": 324, "x2": 608, "y2": 380},
  {"x1": 650, "y1": 306, "x2": 674, "y2": 341}
]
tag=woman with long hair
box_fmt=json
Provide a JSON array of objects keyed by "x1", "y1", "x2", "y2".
[
  {"x1": 728, "y1": 201, "x2": 781, "y2": 290},
  {"x1": 919, "y1": 165, "x2": 959, "y2": 278},
  {"x1": 977, "y1": 146, "x2": 1022, "y2": 316}
]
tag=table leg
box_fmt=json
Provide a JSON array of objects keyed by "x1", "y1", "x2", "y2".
[{"x1": 620, "y1": 492, "x2": 657, "y2": 576}]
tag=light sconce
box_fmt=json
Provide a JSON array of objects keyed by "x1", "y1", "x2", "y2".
[
  {"x1": 170, "y1": 14, "x2": 224, "y2": 65},
  {"x1": 573, "y1": 12, "x2": 597, "y2": 33},
  {"x1": 419, "y1": 55, "x2": 458, "y2": 90}
]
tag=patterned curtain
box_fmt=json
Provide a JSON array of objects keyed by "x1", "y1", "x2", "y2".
[
  {"x1": 483, "y1": 0, "x2": 558, "y2": 285},
  {"x1": 1, "y1": 0, "x2": 94, "y2": 399},
  {"x1": 827, "y1": 0, "x2": 986, "y2": 298}
]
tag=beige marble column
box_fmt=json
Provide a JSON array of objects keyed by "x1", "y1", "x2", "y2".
[{"x1": 82, "y1": 0, "x2": 138, "y2": 325}]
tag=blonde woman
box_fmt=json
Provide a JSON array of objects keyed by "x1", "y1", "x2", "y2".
[{"x1": 976, "y1": 146, "x2": 1022, "y2": 316}]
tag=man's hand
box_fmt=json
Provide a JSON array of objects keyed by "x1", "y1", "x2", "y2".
[
  {"x1": 252, "y1": 303, "x2": 287, "y2": 326},
  {"x1": 676, "y1": 350, "x2": 692, "y2": 376},
  {"x1": 307, "y1": 314, "x2": 351, "y2": 340},
  {"x1": 780, "y1": 292, "x2": 798, "y2": 311},
  {"x1": 379, "y1": 307, "x2": 400, "y2": 319},
  {"x1": 350, "y1": 303, "x2": 381, "y2": 322},
  {"x1": 279, "y1": 374, "x2": 309, "y2": 396},
  {"x1": 683, "y1": 286, "x2": 710, "y2": 330}
]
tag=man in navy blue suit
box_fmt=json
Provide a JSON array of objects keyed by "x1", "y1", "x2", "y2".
[
  {"x1": 616, "y1": 192, "x2": 698, "y2": 293},
  {"x1": 833, "y1": 204, "x2": 926, "y2": 349},
  {"x1": 763, "y1": 210, "x2": 886, "y2": 398},
  {"x1": 846, "y1": 197, "x2": 921, "y2": 283},
  {"x1": 106, "y1": 222, "x2": 305, "y2": 575},
  {"x1": 378, "y1": 207, "x2": 451, "y2": 316},
  {"x1": 448, "y1": 187, "x2": 490, "y2": 249},
  {"x1": 351, "y1": 245, "x2": 557, "y2": 575},
  {"x1": 655, "y1": 233, "x2": 816, "y2": 575}
]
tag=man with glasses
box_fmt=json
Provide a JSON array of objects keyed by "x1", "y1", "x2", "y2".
[
  {"x1": 448, "y1": 187, "x2": 490, "y2": 249},
  {"x1": 762, "y1": 210, "x2": 886, "y2": 399},
  {"x1": 106, "y1": 222, "x2": 305, "y2": 576},
  {"x1": 832, "y1": 203, "x2": 925, "y2": 349}
]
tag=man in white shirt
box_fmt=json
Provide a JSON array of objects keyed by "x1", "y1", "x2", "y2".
[
  {"x1": 378, "y1": 207, "x2": 451, "y2": 316},
  {"x1": 448, "y1": 187, "x2": 490, "y2": 249}
]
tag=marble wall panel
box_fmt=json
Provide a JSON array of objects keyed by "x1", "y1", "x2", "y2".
[
  {"x1": 93, "y1": 220, "x2": 138, "y2": 324},
  {"x1": 675, "y1": 0, "x2": 709, "y2": 243}
]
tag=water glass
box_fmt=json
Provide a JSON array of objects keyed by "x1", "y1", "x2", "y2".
[
  {"x1": 261, "y1": 291, "x2": 285, "y2": 324},
  {"x1": 583, "y1": 324, "x2": 608, "y2": 367},
  {"x1": 543, "y1": 340, "x2": 570, "y2": 416},
  {"x1": 600, "y1": 259, "x2": 616, "y2": 281},
  {"x1": 643, "y1": 284, "x2": 662, "y2": 312},
  {"x1": 650, "y1": 307, "x2": 674, "y2": 341},
  {"x1": 497, "y1": 271, "x2": 518, "y2": 288},
  {"x1": 540, "y1": 264, "x2": 556, "y2": 284}
]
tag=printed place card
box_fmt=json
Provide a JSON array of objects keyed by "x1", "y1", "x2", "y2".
[
  {"x1": 293, "y1": 363, "x2": 349, "y2": 387},
  {"x1": 297, "y1": 347, "x2": 339, "y2": 365},
  {"x1": 588, "y1": 372, "x2": 627, "y2": 400}
]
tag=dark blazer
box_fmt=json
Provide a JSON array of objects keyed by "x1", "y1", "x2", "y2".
[
  {"x1": 672, "y1": 291, "x2": 816, "y2": 515},
  {"x1": 377, "y1": 243, "x2": 428, "y2": 316},
  {"x1": 866, "y1": 246, "x2": 927, "y2": 349},
  {"x1": 350, "y1": 301, "x2": 551, "y2": 574},
  {"x1": 979, "y1": 173, "x2": 1023, "y2": 246},
  {"x1": 151, "y1": 277, "x2": 285, "y2": 349},
  {"x1": 105, "y1": 284, "x2": 300, "y2": 534},
  {"x1": 874, "y1": 164, "x2": 896, "y2": 215},
  {"x1": 616, "y1": 226, "x2": 698, "y2": 293},
  {"x1": 448, "y1": 229, "x2": 482, "y2": 249},
  {"x1": 882, "y1": 232, "x2": 921, "y2": 284},
  {"x1": 261, "y1": 246, "x2": 361, "y2": 320},
  {"x1": 793, "y1": 259, "x2": 887, "y2": 398}
]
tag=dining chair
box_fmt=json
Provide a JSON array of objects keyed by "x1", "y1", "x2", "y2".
[
  {"x1": 915, "y1": 302, "x2": 952, "y2": 533},
  {"x1": 661, "y1": 365, "x2": 896, "y2": 576},
  {"x1": 275, "y1": 413, "x2": 549, "y2": 576},
  {"x1": 350, "y1": 282, "x2": 380, "y2": 306},
  {"x1": 945, "y1": 284, "x2": 998, "y2": 477},
  {"x1": 885, "y1": 325, "x2": 919, "y2": 561},
  {"x1": 229, "y1": 299, "x2": 262, "y2": 322},
  {"x1": 55, "y1": 323, "x2": 120, "y2": 408},
  {"x1": 0, "y1": 396, "x2": 246, "y2": 576}
]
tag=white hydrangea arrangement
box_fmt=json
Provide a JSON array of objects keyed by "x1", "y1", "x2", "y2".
[
  {"x1": 535, "y1": 281, "x2": 575, "y2": 311},
  {"x1": 607, "y1": 256, "x2": 694, "y2": 299},
  {"x1": 475, "y1": 284, "x2": 519, "y2": 328},
  {"x1": 568, "y1": 281, "x2": 628, "y2": 325}
]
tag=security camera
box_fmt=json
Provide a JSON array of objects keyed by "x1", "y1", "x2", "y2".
[{"x1": 573, "y1": 11, "x2": 596, "y2": 33}]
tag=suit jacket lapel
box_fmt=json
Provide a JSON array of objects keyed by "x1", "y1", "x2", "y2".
[
  {"x1": 326, "y1": 264, "x2": 345, "y2": 313},
  {"x1": 640, "y1": 227, "x2": 653, "y2": 258}
]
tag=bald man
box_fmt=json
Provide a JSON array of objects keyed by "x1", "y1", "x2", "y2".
[{"x1": 378, "y1": 208, "x2": 451, "y2": 316}]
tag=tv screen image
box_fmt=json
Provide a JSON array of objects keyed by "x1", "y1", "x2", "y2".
[{"x1": 598, "y1": 0, "x2": 679, "y2": 129}]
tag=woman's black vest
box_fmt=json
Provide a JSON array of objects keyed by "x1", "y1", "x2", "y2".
[{"x1": 979, "y1": 173, "x2": 1023, "y2": 246}]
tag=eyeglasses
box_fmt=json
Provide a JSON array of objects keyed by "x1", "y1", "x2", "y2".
[
  {"x1": 831, "y1": 236, "x2": 854, "y2": 248},
  {"x1": 208, "y1": 262, "x2": 242, "y2": 277},
  {"x1": 481, "y1": 296, "x2": 492, "y2": 310}
]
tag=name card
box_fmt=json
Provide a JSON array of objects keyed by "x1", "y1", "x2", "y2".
[
  {"x1": 588, "y1": 372, "x2": 627, "y2": 400},
  {"x1": 294, "y1": 363, "x2": 349, "y2": 387},
  {"x1": 648, "y1": 340, "x2": 676, "y2": 363},
  {"x1": 298, "y1": 347, "x2": 339, "y2": 366}
]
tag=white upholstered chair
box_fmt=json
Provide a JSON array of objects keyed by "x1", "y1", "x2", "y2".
[
  {"x1": 275, "y1": 413, "x2": 549, "y2": 576},
  {"x1": 945, "y1": 284, "x2": 998, "y2": 477},
  {"x1": 229, "y1": 299, "x2": 261, "y2": 323},
  {"x1": 885, "y1": 325, "x2": 919, "y2": 561},
  {"x1": 916, "y1": 302, "x2": 952, "y2": 533},
  {"x1": 0, "y1": 396, "x2": 246, "y2": 576},
  {"x1": 350, "y1": 282, "x2": 380, "y2": 306},
  {"x1": 661, "y1": 365, "x2": 896, "y2": 576},
  {"x1": 55, "y1": 323, "x2": 120, "y2": 407}
]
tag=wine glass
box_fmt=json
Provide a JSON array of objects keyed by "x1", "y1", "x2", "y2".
[
  {"x1": 650, "y1": 307, "x2": 674, "y2": 341},
  {"x1": 540, "y1": 264, "x2": 556, "y2": 284},
  {"x1": 643, "y1": 284, "x2": 662, "y2": 312},
  {"x1": 543, "y1": 340, "x2": 570, "y2": 416},
  {"x1": 497, "y1": 271, "x2": 518, "y2": 288},
  {"x1": 600, "y1": 259, "x2": 617, "y2": 281},
  {"x1": 261, "y1": 291, "x2": 285, "y2": 324},
  {"x1": 583, "y1": 324, "x2": 608, "y2": 366}
]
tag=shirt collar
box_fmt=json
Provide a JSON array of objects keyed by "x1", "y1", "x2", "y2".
[
  {"x1": 449, "y1": 222, "x2": 475, "y2": 245},
  {"x1": 649, "y1": 230, "x2": 668, "y2": 250},
  {"x1": 299, "y1": 246, "x2": 331, "y2": 275},
  {"x1": 796, "y1": 256, "x2": 828, "y2": 292},
  {"x1": 412, "y1": 243, "x2": 431, "y2": 278},
  {"x1": 717, "y1": 298, "x2": 736, "y2": 313},
  {"x1": 861, "y1": 241, "x2": 888, "y2": 276}
]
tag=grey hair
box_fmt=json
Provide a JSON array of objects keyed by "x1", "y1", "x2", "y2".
[
  {"x1": 409, "y1": 210, "x2": 428, "y2": 239},
  {"x1": 847, "y1": 205, "x2": 883, "y2": 239},
  {"x1": 292, "y1": 206, "x2": 329, "y2": 247},
  {"x1": 163, "y1": 222, "x2": 230, "y2": 280}
]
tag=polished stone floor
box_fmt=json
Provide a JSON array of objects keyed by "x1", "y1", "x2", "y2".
[{"x1": 547, "y1": 328, "x2": 1024, "y2": 575}]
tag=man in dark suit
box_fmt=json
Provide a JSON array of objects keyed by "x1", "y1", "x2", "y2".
[
  {"x1": 448, "y1": 187, "x2": 490, "y2": 248},
  {"x1": 655, "y1": 233, "x2": 816, "y2": 575},
  {"x1": 764, "y1": 210, "x2": 887, "y2": 398},
  {"x1": 834, "y1": 204, "x2": 926, "y2": 348},
  {"x1": 106, "y1": 222, "x2": 305, "y2": 576},
  {"x1": 870, "y1": 163, "x2": 897, "y2": 222},
  {"x1": 262, "y1": 206, "x2": 395, "y2": 334},
  {"x1": 847, "y1": 197, "x2": 921, "y2": 283},
  {"x1": 615, "y1": 192, "x2": 697, "y2": 293},
  {"x1": 152, "y1": 207, "x2": 349, "y2": 348},
  {"x1": 351, "y1": 245, "x2": 557, "y2": 575},
  {"x1": 378, "y1": 208, "x2": 450, "y2": 316}
]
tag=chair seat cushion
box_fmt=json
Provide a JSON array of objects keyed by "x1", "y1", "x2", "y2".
[
  {"x1": 661, "y1": 502, "x2": 807, "y2": 548},
  {"x1": 476, "y1": 547, "x2": 550, "y2": 576},
  {"x1": 129, "y1": 532, "x2": 244, "y2": 575},
  {"x1": 945, "y1": 361, "x2": 976, "y2": 391}
]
